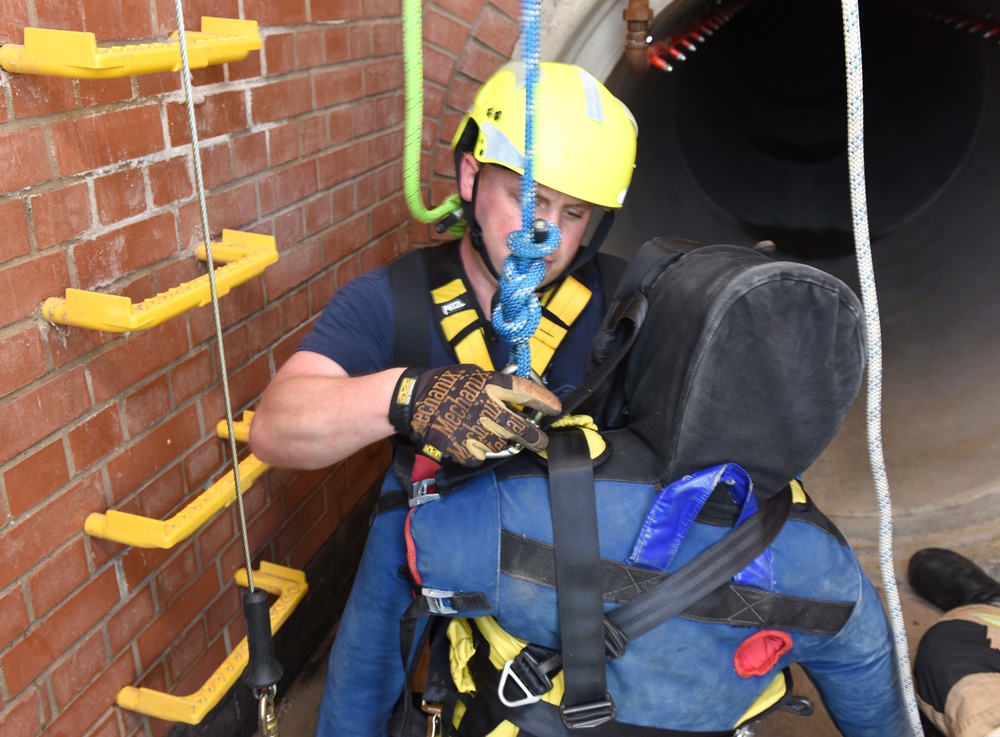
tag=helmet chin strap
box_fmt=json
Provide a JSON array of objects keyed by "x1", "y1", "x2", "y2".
[{"x1": 461, "y1": 166, "x2": 617, "y2": 287}]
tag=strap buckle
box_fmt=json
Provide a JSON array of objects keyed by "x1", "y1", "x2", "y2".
[
  {"x1": 498, "y1": 649, "x2": 555, "y2": 707},
  {"x1": 559, "y1": 694, "x2": 617, "y2": 729},
  {"x1": 409, "y1": 477, "x2": 440, "y2": 507},
  {"x1": 421, "y1": 588, "x2": 457, "y2": 615}
]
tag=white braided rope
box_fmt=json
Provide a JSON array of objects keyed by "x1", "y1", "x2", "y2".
[{"x1": 840, "y1": 1, "x2": 923, "y2": 734}]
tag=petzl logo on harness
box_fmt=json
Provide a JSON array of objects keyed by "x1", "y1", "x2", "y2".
[{"x1": 440, "y1": 298, "x2": 467, "y2": 316}]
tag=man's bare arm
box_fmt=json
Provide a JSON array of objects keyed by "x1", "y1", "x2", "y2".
[{"x1": 250, "y1": 351, "x2": 405, "y2": 469}]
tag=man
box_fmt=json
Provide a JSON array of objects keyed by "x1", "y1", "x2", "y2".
[
  {"x1": 250, "y1": 61, "x2": 638, "y2": 470},
  {"x1": 909, "y1": 548, "x2": 1000, "y2": 737},
  {"x1": 249, "y1": 62, "x2": 638, "y2": 736}
]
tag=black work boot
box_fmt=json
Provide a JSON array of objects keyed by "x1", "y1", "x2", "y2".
[{"x1": 908, "y1": 548, "x2": 1000, "y2": 612}]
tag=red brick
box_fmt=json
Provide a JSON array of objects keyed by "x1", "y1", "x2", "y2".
[
  {"x1": 331, "y1": 181, "x2": 355, "y2": 220},
  {"x1": 242, "y1": 0, "x2": 308, "y2": 25},
  {"x1": 363, "y1": 0, "x2": 401, "y2": 17},
  {"x1": 124, "y1": 375, "x2": 171, "y2": 436},
  {"x1": 312, "y1": 0, "x2": 360, "y2": 21},
  {"x1": 178, "y1": 183, "x2": 258, "y2": 245},
  {"x1": 0, "y1": 586, "x2": 30, "y2": 651},
  {"x1": 188, "y1": 278, "x2": 264, "y2": 343},
  {"x1": 135, "y1": 464, "x2": 186, "y2": 523},
  {"x1": 170, "y1": 349, "x2": 213, "y2": 405},
  {"x1": 376, "y1": 90, "x2": 405, "y2": 129},
  {"x1": 73, "y1": 212, "x2": 177, "y2": 290},
  {"x1": 301, "y1": 115, "x2": 328, "y2": 156},
  {"x1": 167, "y1": 619, "x2": 208, "y2": 682},
  {"x1": 46, "y1": 322, "x2": 107, "y2": 368},
  {"x1": 1, "y1": 250, "x2": 70, "y2": 324},
  {"x1": 31, "y1": 182, "x2": 93, "y2": 250},
  {"x1": 197, "y1": 141, "x2": 234, "y2": 190},
  {"x1": 262, "y1": 240, "x2": 322, "y2": 300},
  {"x1": 182, "y1": 436, "x2": 223, "y2": 491},
  {"x1": 264, "y1": 32, "x2": 296, "y2": 75},
  {"x1": 436, "y1": 0, "x2": 480, "y2": 23},
  {"x1": 0, "y1": 127, "x2": 51, "y2": 192},
  {"x1": 28, "y1": 539, "x2": 91, "y2": 617},
  {"x1": 297, "y1": 28, "x2": 326, "y2": 69},
  {"x1": 490, "y1": 0, "x2": 519, "y2": 19},
  {"x1": 423, "y1": 45, "x2": 457, "y2": 87},
  {"x1": 106, "y1": 405, "x2": 200, "y2": 501},
  {"x1": 259, "y1": 160, "x2": 318, "y2": 215},
  {"x1": 197, "y1": 506, "x2": 234, "y2": 563},
  {"x1": 5, "y1": 440, "x2": 69, "y2": 518},
  {"x1": 0, "y1": 199, "x2": 30, "y2": 262},
  {"x1": 52, "y1": 105, "x2": 164, "y2": 176},
  {"x1": 136, "y1": 567, "x2": 218, "y2": 668},
  {"x1": 251, "y1": 76, "x2": 313, "y2": 125},
  {"x1": 371, "y1": 195, "x2": 408, "y2": 238},
  {"x1": 368, "y1": 129, "x2": 403, "y2": 168},
  {"x1": 356, "y1": 172, "x2": 377, "y2": 209},
  {"x1": 172, "y1": 634, "x2": 226, "y2": 699},
  {"x1": 0, "y1": 326, "x2": 46, "y2": 396},
  {"x1": 269, "y1": 122, "x2": 300, "y2": 166},
  {"x1": 79, "y1": 0, "x2": 153, "y2": 38},
  {"x1": 476, "y1": 6, "x2": 520, "y2": 55},
  {"x1": 372, "y1": 20, "x2": 403, "y2": 55},
  {"x1": 0, "y1": 473, "x2": 104, "y2": 590},
  {"x1": 156, "y1": 544, "x2": 199, "y2": 604},
  {"x1": 352, "y1": 100, "x2": 376, "y2": 137},
  {"x1": 89, "y1": 319, "x2": 189, "y2": 403},
  {"x1": 68, "y1": 404, "x2": 124, "y2": 471},
  {"x1": 327, "y1": 107, "x2": 354, "y2": 144},
  {"x1": 204, "y1": 581, "x2": 240, "y2": 636},
  {"x1": 324, "y1": 25, "x2": 350, "y2": 63},
  {"x1": 426, "y1": 9, "x2": 468, "y2": 55},
  {"x1": 167, "y1": 89, "x2": 248, "y2": 146},
  {"x1": 107, "y1": 585, "x2": 154, "y2": 654},
  {"x1": 121, "y1": 546, "x2": 170, "y2": 594},
  {"x1": 10, "y1": 74, "x2": 76, "y2": 119},
  {"x1": 94, "y1": 168, "x2": 146, "y2": 225},
  {"x1": 0, "y1": 366, "x2": 91, "y2": 461},
  {"x1": 314, "y1": 65, "x2": 364, "y2": 108},
  {"x1": 1, "y1": 568, "x2": 119, "y2": 696},
  {"x1": 79, "y1": 76, "x2": 133, "y2": 107},
  {"x1": 87, "y1": 713, "x2": 120, "y2": 737},
  {"x1": 50, "y1": 630, "x2": 108, "y2": 709},
  {"x1": 149, "y1": 156, "x2": 193, "y2": 207},
  {"x1": 318, "y1": 142, "x2": 367, "y2": 188},
  {"x1": 460, "y1": 43, "x2": 506, "y2": 82},
  {"x1": 0, "y1": 689, "x2": 42, "y2": 737},
  {"x1": 229, "y1": 48, "x2": 262, "y2": 83},
  {"x1": 0, "y1": 2, "x2": 30, "y2": 41},
  {"x1": 304, "y1": 192, "x2": 334, "y2": 236},
  {"x1": 44, "y1": 651, "x2": 135, "y2": 737},
  {"x1": 233, "y1": 132, "x2": 269, "y2": 179},
  {"x1": 308, "y1": 269, "x2": 338, "y2": 315},
  {"x1": 349, "y1": 24, "x2": 373, "y2": 59},
  {"x1": 322, "y1": 212, "x2": 369, "y2": 264},
  {"x1": 200, "y1": 355, "x2": 270, "y2": 423}
]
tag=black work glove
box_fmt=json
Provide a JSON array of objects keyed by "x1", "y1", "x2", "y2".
[{"x1": 389, "y1": 365, "x2": 561, "y2": 467}]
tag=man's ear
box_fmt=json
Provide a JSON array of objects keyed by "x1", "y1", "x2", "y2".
[{"x1": 458, "y1": 153, "x2": 481, "y2": 201}]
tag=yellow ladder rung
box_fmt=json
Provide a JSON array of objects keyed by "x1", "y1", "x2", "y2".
[
  {"x1": 0, "y1": 18, "x2": 261, "y2": 78},
  {"x1": 85, "y1": 452, "x2": 269, "y2": 548},
  {"x1": 42, "y1": 229, "x2": 278, "y2": 333},
  {"x1": 216, "y1": 410, "x2": 254, "y2": 444},
  {"x1": 116, "y1": 562, "x2": 307, "y2": 724}
]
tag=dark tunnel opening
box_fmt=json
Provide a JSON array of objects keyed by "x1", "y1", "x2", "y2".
[{"x1": 604, "y1": 0, "x2": 1000, "y2": 544}]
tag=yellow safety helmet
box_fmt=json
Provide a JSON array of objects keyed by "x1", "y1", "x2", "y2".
[{"x1": 452, "y1": 61, "x2": 638, "y2": 210}]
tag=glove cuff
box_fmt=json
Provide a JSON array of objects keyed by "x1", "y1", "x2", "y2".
[{"x1": 389, "y1": 367, "x2": 426, "y2": 435}]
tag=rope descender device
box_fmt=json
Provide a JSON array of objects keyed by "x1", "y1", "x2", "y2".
[{"x1": 171, "y1": 2, "x2": 284, "y2": 734}]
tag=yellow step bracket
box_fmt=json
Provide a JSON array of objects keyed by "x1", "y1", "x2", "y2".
[
  {"x1": 42, "y1": 229, "x2": 278, "y2": 333},
  {"x1": 116, "y1": 562, "x2": 307, "y2": 724},
  {"x1": 0, "y1": 18, "x2": 260, "y2": 78},
  {"x1": 85, "y1": 411, "x2": 268, "y2": 548}
]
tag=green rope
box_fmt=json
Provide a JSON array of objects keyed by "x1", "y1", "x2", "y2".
[{"x1": 402, "y1": 0, "x2": 465, "y2": 237}]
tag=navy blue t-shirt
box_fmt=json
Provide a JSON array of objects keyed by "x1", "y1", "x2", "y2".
[{"x1": 297, "y1": 254, "x2": 609, "y2": 398}]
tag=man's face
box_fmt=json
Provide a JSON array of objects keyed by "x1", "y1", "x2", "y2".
[{"x1": 458, "y1": 154, "x2": 595, "y2": 288}]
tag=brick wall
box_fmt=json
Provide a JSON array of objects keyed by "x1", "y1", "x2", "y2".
[{"x1": 0, "y1": 1, "x2": 518, "y2": 735}]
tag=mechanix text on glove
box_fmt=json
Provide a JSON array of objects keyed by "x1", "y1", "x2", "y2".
[{"x1": 389, "y1": 365, "x2": 561, "y2": 467}]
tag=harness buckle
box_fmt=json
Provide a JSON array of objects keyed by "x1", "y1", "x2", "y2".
[
  {"x1": 498, "y1": 657, "x2": 546, "y2": 708},
  {"x1": 421, "y1": 588, "x2": 457, "y2": 615},
  {"x1": 409, "y1": 477, "x2": 441, "y2": 507},
  {"x1": 559, "y1": 694, "x2": 617, "y2": 729},
  {"x1": 484, "y1": 364, "x2": 546, "y2": 459}
]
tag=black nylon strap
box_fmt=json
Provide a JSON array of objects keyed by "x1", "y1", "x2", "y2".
[
  {"x1": 499, "y1": 530, "x2": 853, "y2": 635},
  {"x1": 547, "y1": 430, "x2": 613, "y2": 722},
  {"x1": 390, "y1": 248, "x2": 433, "y2": 367},
  {"x1": 606, "y1": 487, "x2": 792, "y2": 645}
]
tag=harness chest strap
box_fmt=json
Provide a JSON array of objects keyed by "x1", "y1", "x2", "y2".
[{"x1": 431, "y1": 272, "x2": 592, "y2": 377}]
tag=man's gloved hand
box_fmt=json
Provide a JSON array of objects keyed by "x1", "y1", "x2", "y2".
[{"x1": 389, "y1": 365, "x2": 561, "y2": 467}]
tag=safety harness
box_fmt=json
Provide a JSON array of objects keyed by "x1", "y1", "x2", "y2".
[{"x1": 389, "y1": 240, "x2": 624, "y2": 375}]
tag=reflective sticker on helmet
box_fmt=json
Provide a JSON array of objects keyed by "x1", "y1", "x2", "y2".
[
  {"x1": 480, "y1": 120, "x2": 525, "y2": 170},
  {"x1": 577, "y1": 68, "x2": 604, "y2": 123}
]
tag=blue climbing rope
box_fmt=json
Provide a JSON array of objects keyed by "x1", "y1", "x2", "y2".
[{"x1": 491, "y1": 0, "x2": 562, "y2": 377}]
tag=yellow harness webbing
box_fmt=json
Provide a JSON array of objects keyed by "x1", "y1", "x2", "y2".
[{"x1": 430, "y1": 274, "x2": 592, "y2": 377}]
